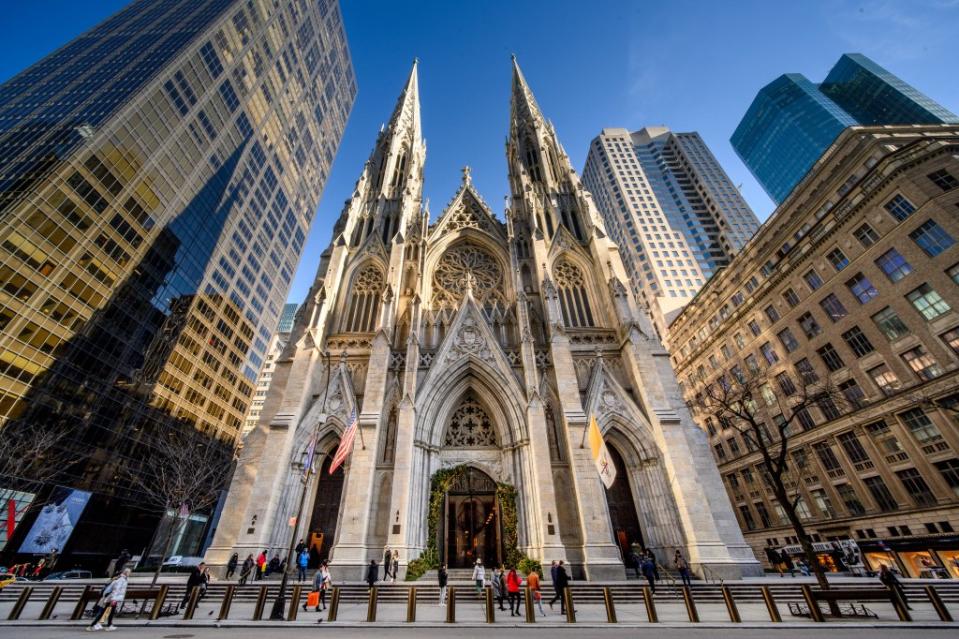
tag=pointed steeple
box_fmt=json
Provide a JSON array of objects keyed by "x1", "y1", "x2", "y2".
[
  {"x1": 382, "y1": 58, "x2": 422, "y2": 149},
  {"x1": 510, "y1": 55, "x2": 544, "y2": 132}
]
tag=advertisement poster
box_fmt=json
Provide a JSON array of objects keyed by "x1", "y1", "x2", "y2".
[
  {"x1": 0, "y1": 489, "x2": 37, "y2": 551},
  {"x1": 19, "y1": 486, "x2": 92, "y2": 555}
]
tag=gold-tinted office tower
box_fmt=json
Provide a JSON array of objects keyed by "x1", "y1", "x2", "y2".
[{"x1": 0, "y1": 0, "x2": 355, "y2": 566}]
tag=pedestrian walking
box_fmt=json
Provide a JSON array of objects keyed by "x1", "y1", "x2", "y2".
[
  {"x1": 226, "y1": 553, "x2": 239, "y2": 580},
  {"x1": 87, "y1": 568, "x2": 129, "y2": 631},
  {"x1": 86, "y1": 573, "x2": 118, "y2": 631},
  {"x1": 438, "y1": 564, "x2": 449, "y2": 606},
  {"x1": 305, "y1": 562, "x2": 330, "y2": 612},
  {"x1": 391, "y1": 549, "x2": 399, "y2": 582},
  {"x1": 549, "y1": 560, "x2": 569, "y2": 614},
  {"x1": 297, "y1": 549, "x2": 309, "y2": 581},
  {"x1": 781, "y1": 553, "x2": 796, "y2": 577},
  {"x1": 641, "y1": 555, "x2": 656, "y2": 592},
  {"x1": 674, "y1": 550, "x2": 692, "y2": 587},
  {"x1": 491, "y1": 567, "x2": 505, "y2": 610},
  {"x1": 879, "y1": 565, "x2": 912, "y2": 610},
  {"x1": 506, "y1": 566, "x2": 522, "y2": 616},
  {"x1": 526, "y1": 568, "x2": 546, "y2": 617},
  {"x1": 180, "y1": 562, "x2": 208, "y2": 610},
  {"x1": 472, "y1": 559, "x2": 485, "y2": 594},
  {"x1": 239, "y1": 554, "x2": 254, "y2": 585},
  {"x1": 366, "y1": 559, "x2": 378, "y2": 590},
  {"x1": 796, "y1": 558, "x2": 811, "y2": 577},
  {"x1": 256, "y1": 550, "x2": 267, "y2": 581},
  {"x1": 383, "y1": 546, "x2": 392, "y2": 581},
  {"x1": 629, "y1": 550, "x2": 641, "y2": 579},
  {"x1": 645, "y1": 549, "x2": 660, "y2": 581},
  {"x1": 319, "y1": 562, "x2": 331, "y2": 610}
]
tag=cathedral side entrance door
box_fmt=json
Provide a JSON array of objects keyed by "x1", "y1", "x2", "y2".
[
  {"x1": 307, "y1": 453, "x2": 345, "y2": 568},
  {"x1": 442, "y1": 467, "x2": 503, "y2": 569},
  {"x1": 604, "y1": 445, "x2": 644, "y2": 566}
]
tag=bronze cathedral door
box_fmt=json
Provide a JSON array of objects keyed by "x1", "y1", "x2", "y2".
[{"x1": 442, "y1": 467, "x2": 503, "y2": 568}]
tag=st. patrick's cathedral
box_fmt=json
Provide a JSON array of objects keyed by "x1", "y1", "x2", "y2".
[{"x1": 206, "y1": 59, "x2": 761, "y2": 580}]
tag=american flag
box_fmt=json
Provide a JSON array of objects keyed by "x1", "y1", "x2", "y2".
[{"x1": 329, "y1": 408, "x2": 357, "y2": 474}]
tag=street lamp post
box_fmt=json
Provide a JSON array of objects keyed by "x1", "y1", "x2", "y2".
[{"x1": 269, "y1": 351, "x2": 331, "y2": 620}]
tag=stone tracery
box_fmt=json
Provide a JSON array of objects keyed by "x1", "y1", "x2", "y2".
[
  {"x1": 431, "y1": 243, "x2": 506, "y2": 310},
  {"x1": 444, "y1": 391, "x2": 498, "y2": 447}
]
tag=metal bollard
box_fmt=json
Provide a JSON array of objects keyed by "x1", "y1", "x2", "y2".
[
  {"x1": 603, "y1": 586, "x2": 617, "y2": 623},
  {"x1": 327, "y1": 587, "x2": 340, "y2": 622},
  {"x1": 800, "y1": 585, "x2": 824, "y2": 623},
  {"x1": 253, "y1": 585, "x2": 269, "y2": 620},
  {"x1": 761, "y1": 586, "x2": 781, "y2": 622},
  {"x1": 681, "y1": 585, "x2": 699, "y2": 622},
  {"x1": 563, "y1": 588, "x2": 576, "y2": 623},
  {"x1": 366, "y1": 586, "x2": 378, "y2": 622},
  {"x1": 151, "y1": 585, "x2": 169, "y2": 621},
  {"x1": 183, "y1": 586, "x2": 201, "y2": 620},
  {"x1": 288, "y1": 585, "x2": 301, "y2": 621},
  {"x1": 721, "y1": 585, "x2": 741, "y2": 623},
  {"x1": 485, "y1": 585, "x2": 495, "y2": 623},
  {"x1": 925, "y1": 585, "x2": 952, "y2": 622},
  {"x1": 446, "y1": 586, "x2": 456, "y2": 623},
  {"x1": 642, "y1": 586, "x2": 658, "y2": 623},
  {"x1": 72, "y1": 585, "x2": 97, "y2": 620},
  {"x1": 9, "y1": 586, "x2": 33, "y2": 620},
  {"x1": 218, "y1": 584, "x2": 236, "y2": 621},
  {"x1": 406, "y1": 586, "x2": 417, "y2": 622},
  {"x1": 38, "y1": 586, "x2": 63, "y2": 620},
  {"x1": 524, "y1": 587, "x2": 535, "y2": 623}
]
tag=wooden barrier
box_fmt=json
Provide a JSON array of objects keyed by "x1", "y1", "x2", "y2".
[
  {"x1": 925, "y1": 585, "x2": 952, "y2": 622},
  {"x1": 801, "y1": 585, "x2": 825, "y2": 622},
  {"x1": 150, "y1": 585, "x2": 169, "y2": 621},
  {"x1": 252, "y1": 585, "x2": 268, "y2": 620},
  {"x1": 603, "y1": 586, "x2": 617, "y2": 623},
  {"x1": 218, "y1": 584, "x2": 235, "y2": 620},
  {"x1": 327, "y1": 587, "x2": 340, "y2": 622},
  {"x1": 366, "y1": 586, "x2": 378, "y2": 622},
  {"x1": 485, "y1": 585, "x2": 494, "y2": 623},
  {"x1": 406, "y1": 586, "x2": 417, "y2": 622},
  {"x1": 808, "y1": 587, "x2": 911, "y2": 622},
  {"x1": 8, "y1": 586, "x2": 33, "y2": 620},
  {"x1": 524, "y1": 587, "x2": 535, "y2": 623},
  {"x1": 681, "y1": 585, "x2": 699, "y2": 623},
  {"x1": 71, "y1": 585, "x2": 98, "y2": 620},
  {"x1": 288, "y1": 585, "x2": 301, "y2": 621},
  {"x1": 38, "y1": 586, "x2": 63, "y2": 620},
  {"x1": 182, "y1": 586, "x2": 201, "y2": 620},
  {"x1": 445, "y1": 586, "x2": 455, "y2": 623},
  {"x1": 642, "y1": 586, "x2": 658, "y2": 623},
  {"x1": 721, "y1": 585, "x2": 741, "y2": 623},
  {"x1": 563, "y1": 588, "x2": 576, "y2": 623},
  {"x1": 761, "y1": 585, "x2": 782, "y2": 622}
]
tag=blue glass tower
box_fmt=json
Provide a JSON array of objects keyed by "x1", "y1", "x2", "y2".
[{"x1": 732, "y1": 54, "x2": 958, "y2": 204}]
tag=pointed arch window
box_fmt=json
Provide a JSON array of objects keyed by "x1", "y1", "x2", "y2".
[
  {"x1": 390, "y1": 149, "x2": 408, "y2": 191},
  {"x1": 524, "y1": 136, "x2": 543, "y2": 182},
  {"x1": 554, "y1": 260, "x2": 595, "y2": 327},
  {"x1": 345, "y1": 265, "x2": 384, "y2": 332},
  {"x1": 560, "y1": 208, "x2": 583, "y2": 241},
  {"x1": 444, "y1": 391, "x2": 498, "y2": 447}
]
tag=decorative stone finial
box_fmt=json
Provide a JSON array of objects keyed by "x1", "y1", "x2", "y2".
[
  {"x1": 464, "y1": 270, "x2": 476, "y2": 296},
  {"x1": 462, "y1": 165, "x2": 472, "y2": 185}
]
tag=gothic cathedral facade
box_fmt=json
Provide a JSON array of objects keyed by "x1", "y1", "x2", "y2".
[{"x1": 206, "y1": 60, "x2": 761, "y2": 579}]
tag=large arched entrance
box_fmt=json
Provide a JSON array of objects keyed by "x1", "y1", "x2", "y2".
[
  {"x1": 442, "y1": 466, "x2": 503, "y2": 568},
  {"x1": 604, "y1": 444, "x2": 644, "y2": 563},
  {"x1": 306, "y1": 453, "x2": 344, "y2": 567}
]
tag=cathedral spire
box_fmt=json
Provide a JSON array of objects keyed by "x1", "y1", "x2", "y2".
[
  {"x1": 382, "y1": 58, "x2": 422, "y2": 150},
  {"x1": 510, "y1": 55, "x2": 544, "y2": 134}
]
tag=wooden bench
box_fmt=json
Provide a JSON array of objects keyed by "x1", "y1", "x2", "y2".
[{"x1": 800, "y1": 585, "x2": 911, "y2": 622}]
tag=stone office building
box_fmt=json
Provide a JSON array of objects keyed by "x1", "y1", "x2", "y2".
[{"x1": 669, "y1": 124, "x2": 959, "y2": 578}]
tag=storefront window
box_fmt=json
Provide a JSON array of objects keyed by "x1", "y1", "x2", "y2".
[
  {"x1": 899, "y1": 550, "x2": 947, "y2": 578},
  {"x1": 863, "y1": 551, "x2": 898, "y2": 574},
  {"x1": 938, "y1": 550, "x2": 959, "y2": 578}
]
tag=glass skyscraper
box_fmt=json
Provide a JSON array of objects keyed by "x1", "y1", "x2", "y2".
[
  {"x1": 0, "y1": 0, "x2": 354, "y2": 567},
  {"x1": 732, "y1": 53, "x2": 958, "y2": 204}
]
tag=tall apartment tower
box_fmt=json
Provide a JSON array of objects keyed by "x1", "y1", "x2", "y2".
[
  {"x1": 582, "y1": 127, "x2": 760, "y2": 341},
  {"x1": 0, "y1": 0, "x2": 355, "y2": 567},
  {"x1": 732, "y1": 53, "x2": 959, "y2": 205}
]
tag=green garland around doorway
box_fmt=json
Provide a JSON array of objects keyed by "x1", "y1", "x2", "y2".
[{"x1": 405, "y1": 465, "x2": 539, "y2": 580}]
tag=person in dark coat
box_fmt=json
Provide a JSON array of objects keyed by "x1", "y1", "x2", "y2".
[
  {"x1": 180, "y1": 562, "x2": 207, "y2": 610},
  {"x1": 239, "y1": 554, "x2": 255, "y2": 585},
  {"x1": 438, "y1": 564, "x2": 449, "y2": 606},
  {"x1": 382, "y1": 547, "x2": 392, "y2": 581},
  {"x1": 226, "y1": 553, "x2": 239, "y2": 580},
  {"x1": 114, "y1": 549, "x2": 131, "y2": 577},
  {"x1": 366, "y1": 560, "x2": 378, "y2": 590},
  {"x1": 549, "y1": 560, "x2": 569, "y2": 614},
  {"x1": 629, "y1": 550, "x2": 641, "y2": 578},
  {"x1": 641, "y1": 555, "x2": 656, "y2": 592},
  {"x1": 879, "y1": 565, "x2": 911, "y2": 610}
]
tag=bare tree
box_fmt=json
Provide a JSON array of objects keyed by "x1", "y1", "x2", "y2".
[
  {"x1": 125, "y1": 427, "x2": 235, "y2": 585},
  {"x1": 690, "y1": 366, "x2": 849, "y2": 595}
]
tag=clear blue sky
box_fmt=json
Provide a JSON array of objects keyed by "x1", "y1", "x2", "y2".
[{"x1": 1, "y1": 1, "x2": 957, "y2": 304}]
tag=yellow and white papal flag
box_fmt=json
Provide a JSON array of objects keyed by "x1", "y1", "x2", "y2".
[{"x1": 588, "y1": 416, "x2": 617, "y2": 489}]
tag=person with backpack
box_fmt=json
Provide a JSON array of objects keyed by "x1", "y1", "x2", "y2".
[
  {"x1": 87, "y1": 568, "x2": 129, "y2": 631},
  {"x1": 297, "y1": 549, "x2": 309, "y2": 581}
]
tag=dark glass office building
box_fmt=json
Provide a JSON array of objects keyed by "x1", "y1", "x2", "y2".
[
  {"x1": 0, "y1": 0, "x2": 355, "y2": 568},
  {"x1": 732, "y1": 53, "x2": 958, "y2": 204}
]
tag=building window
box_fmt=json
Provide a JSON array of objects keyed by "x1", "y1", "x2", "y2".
[
  {"x1": 764, "y1": 304, "x2": 780, "y2": 323},
  {"x1": 813, "y1": 441, "x2": 842, "y2": 472},
  {"x1": 817, "y1": 394, "x2": 842, "y2": 420},
  {"x1": 727, "y1": 437, "x2": 741, "y2": 456},
  {"x1": 949, "y1": 263, "x2": 959, "y2": 285},
  {"x1": 907, "y1": 283, "x2": 951, "y2": 320},
  {"x1": 738, "y1": 505, "x2": 756, "y2": 531},
  {"x1": 942, "y1": 328, "x2": 959, "y2": 357},
  {"x1": 868, "y1": 364, "x2": 899, "y2": 396},
  {"x1": 804, "y1": 269, "x2": 823, "y2": 291},
  {"x1": 864, "y1": 476, "x2": 898, "y2": 511},
  {"x1": 819, "y1": 293, "x2": 848, "y2": 322},
  {"x1": 776, "y1": 372, "x2": 796, "y2": 396},
  {"x1": 760, "y1": 342, "x2": 779, "y2": 365},
  {"x1": 796, "y1": 407, "x2": 816, "y2": 430},
  {"x1": 777, "y1": 328, "x2": 800, "y2": 352},
  {"x1": 734, "y1": 332, "x2": 745, "y2": 349},
  {"x1": 344, "y1": 265, "x2": 384, "y2": 332},
  {"x1": 798, "y1": 311, "x2": 822, "y2": 338},
  {"x1": 883, "y1": 193, "x2": 916, "y2": 222},
  {"x1": 846, "y1": 273, "x2": 878, "y2": 304},
  {"x1": 928, "y1": 168, "x2": 959, "y2": 191},
  {"x1": 554, "y1": 261, "x2": 595, "y2": 327},
  {"x1": 853, "y1": 223, "x2": 879, "y2": 247},
  {"x1": 836, "y1": 483, "x2": 866, "y2": 515},
  {"x1": 909, "y1": 219, "x2": 955, "y2": 257},
  {"x1": 826, "y1": 248, "x2": 849, "y2": 271},
  {"x1": 838, "y1": 431, "x2": 870, "y2": 464},
  {"x1": 817, "y1": 343, "x2": 845, "y2": 372},
  {"x1": 896, "y1": 468, "x2": 937, "y2": 507},
  {"x1": 934, "y1": 459, "x2": 959, "y2": 497},
  {"x1": 841, "y1": 326, "x2": 875, "y2": 357},
  {"x1": 782, "y1": 288, "x2": 800, "y2": 307},
  {"x1": 901, "y1": 345, "x2": 943, "y2": 381},
  {"x1": 748, "y1": 319, "x2": 761, "y2": 336},
  {"x1": 899, "y1": 408, "x2": 943, "y2": 444},
  {"x1": 871, "y1": 306, "x2": 910, "y2": 340},
  {"x1": 755, "y1": 502, "x2": 772, "y2": 527},
  {"x1": 745, "y1": 354, "x2": 760, "y2": 373},
  {"x1": 875, "y1": 248, "x2": 912, "y2": 282},
  {"x1": 839, "y1": 379, "x2": 866, "y2": 409},
  {"x1": 713, "y1": 442, "x2": 726, "y2": 460},
  {"x1": 795, "y1": 358, "x2": 819, "y2": 383}
]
